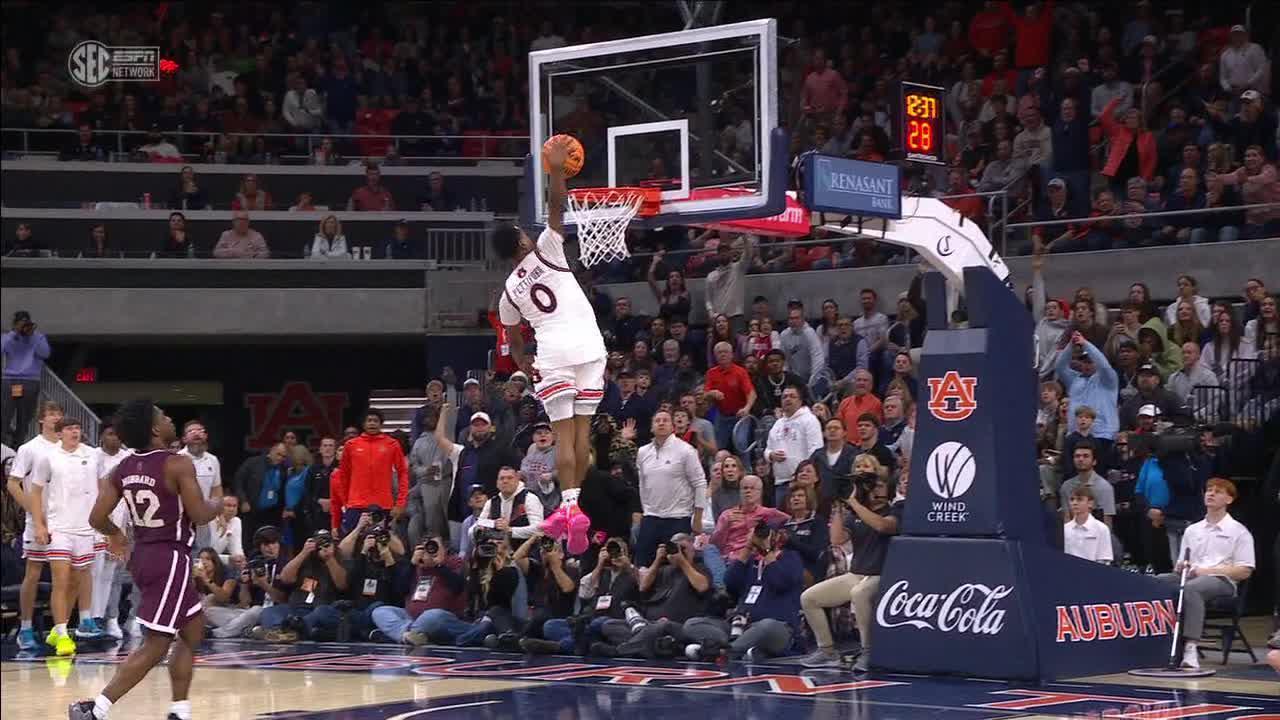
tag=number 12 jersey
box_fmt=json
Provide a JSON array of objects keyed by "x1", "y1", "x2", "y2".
[{"x1": 110, "y1": 449, "x2": 195, "y2": 550}]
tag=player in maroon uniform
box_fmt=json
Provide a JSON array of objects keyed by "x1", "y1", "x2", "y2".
[{"x1": 71, "y1": 399, "x2": 219, "y2": 720}]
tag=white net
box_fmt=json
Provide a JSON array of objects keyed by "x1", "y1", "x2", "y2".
[{"x1": 567, "y1": 188, "x2": 646, "y2": 267}]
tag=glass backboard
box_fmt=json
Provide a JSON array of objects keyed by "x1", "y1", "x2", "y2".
[{"x1": 525, "y1": 19, "x2": 784, "y2": 230}]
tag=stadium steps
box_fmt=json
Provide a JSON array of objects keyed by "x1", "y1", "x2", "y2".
[{"x1": 367, "y1": 389, "x2": 425, "y2": 436}]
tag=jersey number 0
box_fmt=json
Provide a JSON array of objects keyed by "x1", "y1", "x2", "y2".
[{"x1": 530, "y1": 283, "x2": 558, "y2": 314}]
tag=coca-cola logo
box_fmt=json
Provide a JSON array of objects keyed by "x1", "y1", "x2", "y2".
[{"x1": 876, "y1": 580, "x2": 1012, "y2": 635}]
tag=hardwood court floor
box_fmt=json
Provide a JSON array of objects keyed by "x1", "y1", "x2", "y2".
[{"x1": 2, "y1": 634, "x2": 1276, "y2": 720}]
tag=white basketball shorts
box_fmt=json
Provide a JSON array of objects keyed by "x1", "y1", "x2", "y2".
[{"x1": 534, "y1": 357, "x2": 607, "y2": 422}]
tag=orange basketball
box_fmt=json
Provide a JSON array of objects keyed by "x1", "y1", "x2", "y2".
[{"x1": 542, "y1": 134, "x2": 585, "y2": 178}]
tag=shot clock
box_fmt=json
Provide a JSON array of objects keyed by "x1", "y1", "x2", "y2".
[{"x1": 900, "y1": 82, "x2": 945, "y2": 165}]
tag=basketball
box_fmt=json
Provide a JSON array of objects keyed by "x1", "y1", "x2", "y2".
[{"x1": 542, "y1": 134, "x2": 585, "y2": 178}]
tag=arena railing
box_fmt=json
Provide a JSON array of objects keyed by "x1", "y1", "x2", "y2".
[
  {"x1": 2, "y1": 127, "x2": 532, "y2": 163},
  {"x1": 1005, "y1": 204, "x2": 1280, "y2": 252},
  {"x1": 27, "y1": 364, "x2": 101, "y2": 446}
]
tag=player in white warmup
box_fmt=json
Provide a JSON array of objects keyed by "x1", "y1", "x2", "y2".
[{"x1": 489, "y1": 138, "x2": 606, "y2": 555}]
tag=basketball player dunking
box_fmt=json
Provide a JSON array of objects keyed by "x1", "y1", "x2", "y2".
[
  {"x1": 71, "y1": 399, "x2": 220, "y2": 720},
  {"x1": 489, "y1": 138, "x2": 606, "y2": 555}
]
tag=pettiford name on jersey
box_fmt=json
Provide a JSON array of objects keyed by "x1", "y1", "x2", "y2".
[{"x1": 500, "y1": 228, "x2": 605, "y2": 369}]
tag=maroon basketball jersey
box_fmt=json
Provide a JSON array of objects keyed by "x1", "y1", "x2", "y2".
[{"x1": 111, "y1": 449, "x2": 195, "y2": 549}]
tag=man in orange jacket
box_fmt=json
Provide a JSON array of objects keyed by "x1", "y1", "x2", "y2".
[{"x1": 330, "y1": 408, "x2": 409, "y2": 535}]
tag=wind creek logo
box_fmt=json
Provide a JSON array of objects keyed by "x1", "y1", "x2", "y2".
[
  {"x1": 876, "y1": 580, "x2": 1012, "y2": 635},
  {"x1": 68, "y1": 41, "x2": 160, "y2": 88},
  {"x1": 925, "y1": 442, "x2": 975, "y2": 499},
  {"x1": 924, "y1": 441, "x2": 975, "y2": 523}
]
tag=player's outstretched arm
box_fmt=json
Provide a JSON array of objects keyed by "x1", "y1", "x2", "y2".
[{"x1": 545, "y1": 138, "x2": 570, "y2": 236}]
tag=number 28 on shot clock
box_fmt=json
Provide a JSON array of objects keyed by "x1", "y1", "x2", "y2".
[{"x1": 901, "y1": 82, "x2": 945, "y2": 165}]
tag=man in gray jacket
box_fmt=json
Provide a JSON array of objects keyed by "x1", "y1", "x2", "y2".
[
  {"x1": 778, "y1": 303, "x2": 827, "y2": 392},
  {"x1": 520, "y1": 421, "x2": 560, "y2": 513},
  {"x1": 407, "y1": 404, "x2": 454, "y2": 548}
]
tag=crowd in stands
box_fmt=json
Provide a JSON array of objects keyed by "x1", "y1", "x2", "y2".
[
  {"x1": 5, "y1": 246, "x2": 1275, "y2": 667},
  {"x1": 3, "y1": 2, "x2": 1277, "y2": 271}
]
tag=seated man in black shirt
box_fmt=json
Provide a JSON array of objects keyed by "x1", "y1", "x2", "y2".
[
  {"x1": 344, "y1": 520, "x2": 411, "y2": 640},
  {"x1": 523, "y1": 536, "x2": 641, "y2": 655},
  {"x1": 682, "y1": 520, "x2": 806, "y2": 661},
  {"x1": 208, "y1": 525, "x2": 287, "y2": 639},
  {"x1": 496, "y1": 531, "x2": 580, "y2": 651},
  {"x1": 798, "y1": 477, "x2": 900, "y2": 672},
  {"x1": 253, "y1": 529, "x2": 349, "y2": 642},
  {"x1": 590, "y1": 533, "x2": 711, "y2": 659},
  {"x1": 451, "y1": 531, "x2": 522, "y2": 647}
]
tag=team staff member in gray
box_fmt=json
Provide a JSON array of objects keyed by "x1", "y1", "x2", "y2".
[{"x1": 634, "y1": 411, "x2": 707, "y2": 565}]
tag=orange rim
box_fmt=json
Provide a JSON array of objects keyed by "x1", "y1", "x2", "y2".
[{"x1": 568, "y1": 186, "x2": 661, "y2": 216}]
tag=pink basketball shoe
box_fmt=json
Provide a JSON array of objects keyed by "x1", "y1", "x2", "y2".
[
  {"x1": 540, "y1": 505, "x2": 568, "y2": 539},
  {"x1": 566, "y1": 506, "x2": 592, "y2": 555}
]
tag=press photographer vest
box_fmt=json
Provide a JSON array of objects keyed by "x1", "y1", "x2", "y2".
[{"x1": 489, "y1": 489, "x2": 530, "y2": 528}]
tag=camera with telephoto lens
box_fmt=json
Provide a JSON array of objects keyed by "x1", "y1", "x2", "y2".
[
  {"x1": 370, "y1": 523, "x2": 391, "y2": 547},
  {"x1": 605, "y1": 540, "x2": 623, "y2": 560},
  {"x1": 662, "y1": 540, "x2": 680, "y2": 557},
  {"x1": 366, "y1": 504, "x2": 386, "y2": 526},
  {"x1": 248, "y1": 555, "x2": 268, "y2": 577},
  {"x1": 730, "y1": 614, "x2": 748, "y2": 639},
  {"x1": 474, "y1": 527, "x2": 503, "y2": 561},
  {"x1": 424, "y1": 539, "x2": 440, "y2": 556},
  {"x1": 313, "y1": 529, "x2": 333, "y2": 550},
  {"x1": 846, "y1": 472, "x2": 879, "y2": 504},
  {"x1": 539, "y1": 535, "x2": 558, "y2": 553}
]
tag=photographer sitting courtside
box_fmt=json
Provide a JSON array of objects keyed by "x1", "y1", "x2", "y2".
[
  {"x1": 800, "y1": 476, "x2": 900, "y2": 672},
  {"x1": 683, "y1": 520, "x2": 805, "y2": 661},
  {"x1": 590, "y1": 534, "x2": 710, "y2": 659},
  {"x1": 252, "y1": 529, "x2": 348, "y2": 642},
  {"x1": 342, "y1": 511, "x2": 409, "y2": 640},
  {"x1": 452, "y1": 531, "x2": 521, "y2": 646},
  {"x1": 369, "y1": 536, "x2": 466, "y2": 645},
  {"x1": 522, "y1": 536, "x2": 640, "y2": 655},
  {"x1": 209, "y1": 526, "x2": 287, "y2": 639},
  {"x1": 504, "y1": 531, "x2": 579, "y2": 652}
]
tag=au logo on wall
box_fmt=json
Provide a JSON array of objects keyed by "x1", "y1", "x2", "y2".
[
  {"x1": 245, "y1": 381, "x2": 349, "y2": 451},
  {"x1": 926, "y1": 371, "x2": 977, "y2": 421}
]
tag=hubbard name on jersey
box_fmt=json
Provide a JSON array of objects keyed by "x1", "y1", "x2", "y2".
[{"x1": 499, "y1": 227, "x2": 606, "y2": 370}]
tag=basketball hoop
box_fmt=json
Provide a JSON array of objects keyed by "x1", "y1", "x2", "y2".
[{"x1": 567, "y1": 187, "x2": 659, "y2": 267}]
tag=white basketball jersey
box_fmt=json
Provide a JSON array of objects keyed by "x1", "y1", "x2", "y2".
[{"x1": 499, "y1": 228, "x2": 606, "y2": 369}]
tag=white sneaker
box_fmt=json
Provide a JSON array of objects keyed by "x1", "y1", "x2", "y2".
[
  {"x1": 104, "y1": 619, "x2": 123, "y2": 640},
  {"x1": 125, "y1": 618, "x2": 141, "y2": 638},
  {"x1": 1180, "y1": 643, "x2": 1200, "y2": 669}
]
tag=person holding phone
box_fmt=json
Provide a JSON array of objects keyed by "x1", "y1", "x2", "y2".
[{"x1": 1, "y1": 310, "x2": 50, "y2": 447}]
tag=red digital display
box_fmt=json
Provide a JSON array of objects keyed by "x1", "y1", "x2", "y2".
[
  {"x1": 75, "y1": 367, "x2": 98, "y2": 383},
  {"x1": 901, "y1": 82, "x2": 945, "y2": 164}
]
